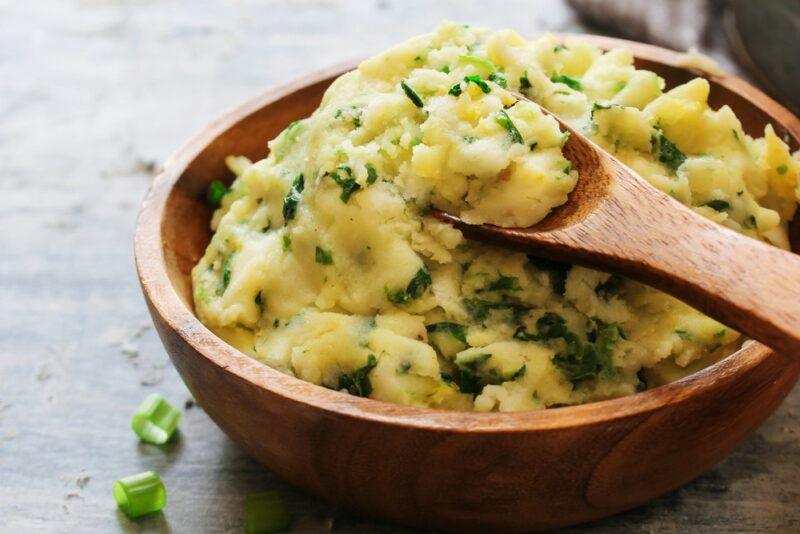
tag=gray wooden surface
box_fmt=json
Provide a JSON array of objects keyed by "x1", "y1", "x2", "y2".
[{"x1": 0, "y1": 1, "x2": 797, "y2": 532}]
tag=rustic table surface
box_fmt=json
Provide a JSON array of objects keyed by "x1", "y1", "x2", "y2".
[{"x1": 1, "y1": 1, "x2": 798, "y2": 532}]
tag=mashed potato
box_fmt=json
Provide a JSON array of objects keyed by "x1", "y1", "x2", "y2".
[{"x1": 192, "y1": 22, "x2": 800, "y2": 412}]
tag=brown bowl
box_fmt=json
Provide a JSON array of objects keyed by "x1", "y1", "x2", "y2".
[{"x1": 134, "y1": 35, "x2": 800, "y2": 531}]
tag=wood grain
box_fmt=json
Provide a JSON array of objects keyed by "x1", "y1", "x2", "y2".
[
  {"x1": 134, "y1": 37, "x2": 800, "y2": 531},
  {"x1": 436, "y1": 98, "x2": 800, "y2": 357}
]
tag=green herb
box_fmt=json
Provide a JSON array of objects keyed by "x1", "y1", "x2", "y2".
[
  {"x1": 488, "y1": 71, "x2": 508, "y2": 88},
  {"x1": 613, "y1": 80, "x2": 627, "y2": 93},
  {"x1": 401, "y1": 80, "x2": 424, "y2": 108},
  {"x1": 519, "y1": 70, "x2": 532, "y2": 91},
  {"x1": 273, "y1": 318, "x2": 280, "y2": 328},
  {"x1": 426, "y1": 322, "x2": 467, "y2": 344},
  {"x1": 515, "y1": 313, "x2": 619, "y2": 381},
  {"x1": 484, "y1": 275, "x2": 522, "y2": 292},
  {"x1": 222, "y1": 254, "x2": 234, "y2": 291},
  {"x1": 387, "y1": 268, "x2": 432, "y2": 304},
  {"x1": 463, "y1": 298, "x2": 531, "y2": 323},
  {"x1": 675, "y1": 329, "x2": 691, "y2": 339},
  {"x1": 708, "y1": 343, "x2": 722, "y2": 353},
  {"x1": 527, "y1": 254, "x2": 571, "y2": 295},
  {"x1": 255, "y1": 292, "x2": 264, "y2": 307},
  {"x1": 329, "y1": 168, "x2": 361, "y2": 203},
  {"x1": 777, "y1": 164, "x2": 788, "y2": 175},
  {"x1": 440, "y1": 65, "x2": 450, "y2": 73},
  {"x1": 550, "y1": 73, "x2": 582, "y2": 91},
  {"x1": 244, "y1": 491, "x2": 290, "y2": 534},
  {"x1": 281, "y1": 233, "x2": 291, "y2": 253},
  {"x1": 276, "y1": 120, "x2": 305, "y2": 160},
  {"x1": 397, "y1": 362, "x2": 412, "y2": 374},
  {"x1": 653, "y1": 131, "x2": 687, "y2": 171},
  {"x1": 113, "y1": 471, "x2": 167, "y2": 519},
  {"x1": 452, "y1": 353, "x2": 492, "y2": 394},
  {"x1": 590, "y1": 102, "x2": 614, "y2": 118},
  {"x1": 553, "y1": 43, "x2": 568, "y2": 52},
  {"x1": 458, "y1": 54, "x2": 496, "y2": 73},
  {"x1": 701, "y1": 199, "x2": 730, "y2": 212},
  {"x1": 206, "y1": 180, "x2": 229, "y2": 207},
  {"x1": 595, "y1": 274, "x2": 624, "y2": 299},
  {"x1": 563, "y1": 161, "x2": 572, "y2": 174},
  {"x1": 463, "y1": 135, "x2": 476, "y2": 143},
  {"x1": 282, "y1": 173, "x2": 304, "y2": 223},
  {"x1": 732, "y1": 129, "x2": 740, "y2": 142},
  {"x1": 338, "y1": 354, "x2": 378, "y2": 397},
  {"x1": 747, "y1": 215, "x2": 757, "y2": 228},
  {"x1": 714, "y1": 328, "x2": 727, "y2": 338},
  {"x1": 366, "y1": 164, "x2": 378, "y2": 185},
  {"x1": 414, "y1": 55, "x2": 422, "y2": 61},
  {"x1": 131, "y1": 394, "x2": 181, "y2": 445},
  {"x1": 529, "y1": 142, "x2": 538, "y2": 151},
  {"x1": 737, "y1": 190, "x2": 744, "y2": 196},
  {"x1": 464, "y1": 75, "x2": 491, "y2": 93},
  {"x1": 315, "y1": 246, "x2": 334, "y2": 265},
  {"x1": 495, "y1": 109, "x2": 523, "y2": 144},
  {"x1": 448, "y1": 83, "x2": 462, "y2": 96}
]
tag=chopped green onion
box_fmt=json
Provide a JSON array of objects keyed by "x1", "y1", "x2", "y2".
[
  {"x1": 400, "y1": 81, "x2": 424, "y2": 108},
  {"x1": 463, "y1": 75, "x2": 491, "y2": 94},
  {"x1": 440, "y1": 65, "x2": 450, "y2": 73},
  {"x1": 281, "y1": 233, "x2": 292, "y2": 253},
  {"x1": 113, "y1": 471, "x2": 167, "y2": 519},
  {"x1": 315, "y1": 246, "x2": 334, "y2": 265},
  {"x1": 550, "y1": 73, "x2": 583, "y2": 91},
  {"x1": 700, "y1": 199, "x2": 730, "y2": 212},
  {"x1": 366, "y1": 164, "x2": 378, "y2": 185},
  {"x1": 448, "y1": 83, "x2": 462, "y2": 96},
  {"x1": 653, "y1": 131, "x2": 687, "y2": 171},
  {"x1": 777, "y1": 164, "x2": 788, "y2": 175},
  {"x1": 131, "y1": 394, "x2": 181, "y2": 445},
  {"x1": 553, "y1": 43, "x2": 568, "y2": 53},
  {"x1": 207, "y1": 180, "x2": 229, "y2": 207},
  {"x1": 282, "y1": 174, "x2": 304, "y2": 223},
  {"x1": 244, "y1": 491, "x2": 290, "y2": 534},
  {"x1": 275, "y1": 120, "x2": 304, "y2": 161},
  {"x1": 458, "y1": 55, "x2": 496, "y2": 73},
  {"x1": 488, "y1": 71, "x2": 508, "y2": 88},
  {"x1": 519, "y1": 70, "x2": 532, "y2": 91},
  {"x1": 495, "y1": 110, "x2": 523, "y2": 144}
]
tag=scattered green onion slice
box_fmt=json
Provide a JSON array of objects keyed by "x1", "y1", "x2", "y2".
[
  {"x1": 207, "y1": 180, "x2": 229, "y2": 207},
  {"x1": 458, "y1": 54, "x2": 496, "y2": 73},
  {"x1": 495, "y1": 110, "x2": 523, "y2": 144},
  {"x1": 114, "y1": 471, "x2": 167, "y2": 519},
  {"x1": 244, "y1": 491, "x2": 291, "y2": 534},
  {"x1": 131, "y1": 394, "x2": 181, "y2": 445},
  {"x1": 400, "y1": 80, "x2": 424, "y2": 108}
]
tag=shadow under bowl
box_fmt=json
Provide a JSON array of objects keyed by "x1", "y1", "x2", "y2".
[{"x1": 134, "y1": 35, "x2": 800, "y2": 531}]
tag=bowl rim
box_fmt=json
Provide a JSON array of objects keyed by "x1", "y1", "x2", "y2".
[{"x1": 135, "y1": 33, "x2": 799, "y2": 433}]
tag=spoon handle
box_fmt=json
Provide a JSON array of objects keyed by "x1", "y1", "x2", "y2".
[{"x1": 490, "y1": 167, "x2": 800, "y2": 357}]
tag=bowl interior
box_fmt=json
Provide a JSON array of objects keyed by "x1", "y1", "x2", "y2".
[{"x1": 157, "y1": 38, "x2": 800, "y2": 392}]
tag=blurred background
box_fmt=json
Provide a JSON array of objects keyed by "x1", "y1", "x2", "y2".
[{"x1": 1, "y1": 0, "x2": 798, "y2": 532}]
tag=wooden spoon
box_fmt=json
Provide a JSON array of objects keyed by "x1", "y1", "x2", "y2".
[{"x1": 433, "y1": 98, "x2": 800, "y2": 356}]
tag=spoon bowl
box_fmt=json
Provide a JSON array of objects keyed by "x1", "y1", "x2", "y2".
[{"x1": 135, "y1": 36, "x2": 800, "y2": 531}]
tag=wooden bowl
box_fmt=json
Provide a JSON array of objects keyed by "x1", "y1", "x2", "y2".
[{"x1": 135, "y1": 35, "x2": 800, "y2": 531}]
